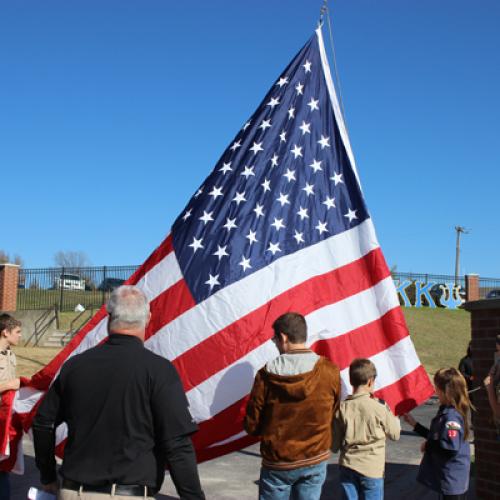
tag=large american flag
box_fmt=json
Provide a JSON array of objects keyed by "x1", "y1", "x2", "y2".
[{"x1": 1, "y1": 27, "x2": 433, "y2": 470}]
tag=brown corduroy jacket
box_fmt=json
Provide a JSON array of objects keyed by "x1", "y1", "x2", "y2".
[{"x1": 244, "y1": 351, "x2": 341, "y2": 470}]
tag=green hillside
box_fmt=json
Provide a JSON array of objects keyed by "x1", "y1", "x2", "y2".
[{"x1": 403, "y1": 307, "x2": 471, "y2": 377}]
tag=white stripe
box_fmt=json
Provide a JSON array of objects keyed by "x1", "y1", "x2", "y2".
[
  {"x1": 186, "y1": 276, "x2": 400, "y2": 421},
  {"x1": 207, "y1": 430, "x2": 247, "y2": 448},
  {"x1": 146, "y1": 218, "x2": 380, "y2": 360},
  {"x1": 13, "y1": 387, "x2": 45, "y2": 413},
  {"x1": 316, "y1": 27, "x2": 360, "y2": 188}
]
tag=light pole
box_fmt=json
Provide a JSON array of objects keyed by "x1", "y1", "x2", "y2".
[{"x1": 454, "y1": 226, "x2": 469, "y2": 286}]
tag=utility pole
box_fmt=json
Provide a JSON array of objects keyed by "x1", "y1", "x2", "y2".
[{"x1": 454, "y1": 226, "x2": 469, "y2": 286}]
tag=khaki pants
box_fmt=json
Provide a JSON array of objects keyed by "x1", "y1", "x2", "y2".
[{"x1": 58, "y1": 487, "x2": 155, "y2": 500}]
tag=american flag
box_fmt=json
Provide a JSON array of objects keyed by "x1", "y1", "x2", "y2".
[{"x1": 1, "y1": 27, "x2": 433, "y2": 470}]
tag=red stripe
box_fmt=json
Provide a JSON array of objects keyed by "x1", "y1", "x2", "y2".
[
  {"x1": 374, "y1": 365, "x2": 433, "y2": 415},
  {"x1": 196, "y1": 435, "x2": 259, "y2": 464},
  {"x1": 145, "y1": 280, "x2": 195, "y2": 340},
  {"x1": 173, "y1": 248, "x2": 390, "y2": 391},
  {"x1": 310, "y1": 306, "x2": 409, "y2": 371}
]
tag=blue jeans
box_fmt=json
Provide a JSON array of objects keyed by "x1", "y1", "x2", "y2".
[
  {"x1": 0, "y1": 472, "x2": 10, "y2": 500},
  {"x1": 259, "y1": 461, "x2": 327, "y2": 500},
  {"x1": 340, "y1": 466, "x2": 384, "y2": 500}
]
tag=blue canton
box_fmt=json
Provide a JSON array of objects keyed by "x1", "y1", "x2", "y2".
[{"x1": 172, "y1": 33, "x2": 369, "y2": 303}]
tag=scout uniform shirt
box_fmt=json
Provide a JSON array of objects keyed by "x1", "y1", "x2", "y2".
[
  {"x1": 0, "y1": 348, "x2": 16, "y2": 385},
  {"x1": 332, "y1": 392, "x2": 401, "y2": 478},
  {"x1": 416, "y1": 405, "x2": 470, "y2": 495}
]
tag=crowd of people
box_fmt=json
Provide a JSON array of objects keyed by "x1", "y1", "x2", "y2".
[{"x1": 0, "y1": 286, "x2": 498, "y2": 500}]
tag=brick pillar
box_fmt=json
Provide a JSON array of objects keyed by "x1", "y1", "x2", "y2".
[
  {"x1": 465, "y1": 274, "x2": 480, "y2": 302},
  {"x1": 463, "y1": 298, "x2": 500, "y2": 499},
  {"x1": 0, "y1": 264, "x2": 19, "y2": 312}
]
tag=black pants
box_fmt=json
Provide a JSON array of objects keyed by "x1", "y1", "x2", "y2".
[{"x1": 440, "y1": 493, "x2": 467, "y2": 500}]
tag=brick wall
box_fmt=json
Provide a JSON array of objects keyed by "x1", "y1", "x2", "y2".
[
  {"x1": 466, "y1": 274, "x2": 480, "y2": 302},
  {"x1": 0, "y1": 264, "x2": 19, "y2": 311},
  {"x1": 464, "y1": 298, "x2": 500, "y2": 499}
]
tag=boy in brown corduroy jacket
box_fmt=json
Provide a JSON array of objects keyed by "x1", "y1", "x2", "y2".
[{"x1": 244, "y1": 312, "x2": 341, "y2": 500}]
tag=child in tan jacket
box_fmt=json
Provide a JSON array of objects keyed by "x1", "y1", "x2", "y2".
[{"x1": 333, "y1": 358, "x2": 400, "y2": 500}]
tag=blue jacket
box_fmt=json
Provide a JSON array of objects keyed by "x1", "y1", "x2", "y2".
[{"x1": 415, "y1": 405, "x2": 470, "y2": 495}]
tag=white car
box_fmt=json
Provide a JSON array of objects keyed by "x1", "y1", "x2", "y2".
[{"x1": 54, "y1": 273, "x2": 85, "y2": 291}]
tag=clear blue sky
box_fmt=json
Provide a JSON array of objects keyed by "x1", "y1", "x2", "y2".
[{"x1": 1, "y1": 1, "x2": 499, "y2": 277}]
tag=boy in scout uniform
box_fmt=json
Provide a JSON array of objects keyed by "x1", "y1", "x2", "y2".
[
  {"x1": 333, "y1": 358, "x2": 400, "y2": 499},
  {"x1": 0, "y1": 313, "x2": 22, "y2": 499}
]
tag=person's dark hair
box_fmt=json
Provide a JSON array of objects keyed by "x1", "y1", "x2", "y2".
[
  {"x1": 0, "y1": 314, "x2": 21, "y2": 334},
  {"x1": 272, "y1": 313, "x2": 307, "y2": 344},
  {"x1": 349, "y1": 358, "x2": 377, "y2": 387}
]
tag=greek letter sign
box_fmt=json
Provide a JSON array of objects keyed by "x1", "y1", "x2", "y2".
[{"x1": 394, "y1": 281, "x2": 464, "y2": 310}]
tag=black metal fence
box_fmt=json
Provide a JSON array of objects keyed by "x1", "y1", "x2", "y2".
[
  {"x1": 16, "y1": 267, "x2": 500, "y2": 311},
  {"x1": 17, "y1": 265, "x2": 139, "y2": 311}
]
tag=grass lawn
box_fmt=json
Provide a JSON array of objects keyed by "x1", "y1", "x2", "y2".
[
  {"x1": 14, "y1": 307, "x2": 472, "y2": 380},
  {"x1": 402, "y1": 307, "x2": 471, "y2": 377}
]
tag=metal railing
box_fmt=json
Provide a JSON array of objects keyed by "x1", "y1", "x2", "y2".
[{"x1": 17, "y1": 265, "x2": 139, "y2": 311}]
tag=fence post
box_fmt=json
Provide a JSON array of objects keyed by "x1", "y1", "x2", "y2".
[
  {"x1": 59, "y1": 266, "x2": 65, "y2": 312},
  {"x1": 465, "y1": 274, "x2": 479, "y2": 302},
  {"x1": 0, "y1": 264, "x2": 20, "y2": 311},
  {"x1": 102, "y1": 266, "x2": 107, "y2": 306}
]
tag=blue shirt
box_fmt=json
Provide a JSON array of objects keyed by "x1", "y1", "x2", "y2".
[{"x1": 416, "y1": 405, "x2": 470, "y2": 495}]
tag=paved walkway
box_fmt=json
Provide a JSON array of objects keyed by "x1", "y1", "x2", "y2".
[{"x1": 11, "y1": 397, "x2": 475, "y2": 499}]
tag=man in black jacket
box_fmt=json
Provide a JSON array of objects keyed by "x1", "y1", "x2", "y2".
[{"x1": 33, "y1": 285, "x2": 205, "y2": 499}]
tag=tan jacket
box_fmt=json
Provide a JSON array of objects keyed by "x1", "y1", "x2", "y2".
[
  {"x1": 333, "y1": 391, "x2": 400, "y2": 478},
  {"x1": 0, "y1": 349, "x2": 16, "y2": 382},
  {"x1": 244, "y1": 351, "x2": 341, "y2": 470}
]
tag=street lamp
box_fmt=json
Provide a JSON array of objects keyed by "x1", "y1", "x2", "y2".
[{"x1": 454, "y1": 226, "x2": 469, "y2": 286}]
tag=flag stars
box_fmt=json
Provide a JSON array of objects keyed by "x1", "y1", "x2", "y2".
[
  {"x1": 309, "y1": 159, "x2": 322, "y2": 172},
  {"x1": 318, "y1": 135, "x2": 331, "y2": 149},
  {"x1": 242, "y1": 120, "x2": 251, "y2": 131},
  {"x1": 307, "y1": 97, "x2": 320, "y2": 112},
  {"x1": 189, "y1": 237, "x2": 204, "y2": 253},
  {"x1": 322, "y1": 196, "x2": 336, "y2": 210},
  {"x1": 344, "y1": 209, "x2": 358, "y2": 223},
  {"x1": 267, "y1": 96, "x2": 280, "y2": 108},
  {"x1": 253, "y1": 203, "x2": 265, "y2": 219},
  {"x1": 270, "y1": 154, "x2": 279, "y2": 168},
  {"x1": 219, "y1": 162, "x2": 232, "y2": 174},
  {"x1": 276, "y1": 192, "x2": 290, "y2": 207},
  {"x1": 276, "y1": 76, "x2": 289, "y2": 87},
  {"x1": 303, "y1": 60, "x2": 312, "y2": 73},
  {"x1": 246, "y1": 230, "x2": 258, "y2": 245},
  {"x1": 194, "y1": 187, "x2": 203, "y2": 198},
  {"x1": 205, "y1": 273, "x2": 220, "y2": 291},
  {"x1": 199, "y1": 210, "x2": 214, "y2": 224},
  {"x1": 283, "y1": 168, "x2": 296, "y2": 182},
  {"x1": 209, "y1": 186, "x2": 223, "y2": 199},
  {"x1": 230, "y1": 140, "x2": 241, "y2": 152},
  {"x1": 280, "y1": 130, "x2": 287, "y2": 143},
  {"x1": 331, "y1": 171, "x2": 344, "y2": 185},
  {"x1": 182, "y1": 209, "x2": 192, "y2": 221},
  {"x1": 241, "y1": 165, "x2": 255, "y2": 178},
  {"x1": 294, "y1": 230, "x2": 305, "y2": 244},
  {"x1": 288, "y1": 107, "x2": 295, "y2": 119},
  {"x1": 290, "y1": 144, "x2": 303, "y2": 159},
  {"x1": 250, "y1": 141, "x2": 264, "y2": 155},
  {"x1": 259, "y1": 119, "x2": 271, "y2": 131},
  {"x1": 303, "y1": 182, "x2": 315, "y2": 196},
  {"x1": 267, "y1": 242, "x2": 281, "y2": 255},
  {"x1": 239, "y1": 256, "x2": 252, "y2": 272},
  {"x1": 295, "y1": 82, "x2": 304, "y2": 95},
  {"x1": 297, "y1": 206, "x2": 309, "y2": 220},
  {"x1": 299, "y1": 121, "x2": 311, "y2": 135},
  {"x1": 315, "y1": 220, "x2": 329, "y2": 235},
  {"x1": 213, "y1": 245, "x2": 229, "y2": 260},
  {"x1": 223, "y1": 217, "x2": 238, "y2": 232},
  {"x1": 261, "y1": 178, "x2": 271, "y2": 193},
  {"x1": 271, "y1": 217, "x2": 285, "y2": 231},
  {"x1": 232, "y1": 191, "x2": 246, "y2": 205}
]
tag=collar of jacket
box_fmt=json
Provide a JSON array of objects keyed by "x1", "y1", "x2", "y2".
[{"x1": 107, "y1": 333, "x2": 144, "y2": 346}]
